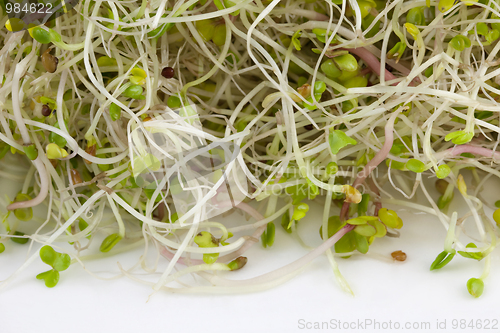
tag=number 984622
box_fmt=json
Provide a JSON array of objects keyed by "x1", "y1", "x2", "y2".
[{"x1": 5, "y1": 2, "x2": 52, "y2": 14}]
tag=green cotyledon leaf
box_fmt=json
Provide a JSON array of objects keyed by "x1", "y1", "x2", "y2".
[{"x1": 329, "y1": 130, "x2": 357, "y2": 154}]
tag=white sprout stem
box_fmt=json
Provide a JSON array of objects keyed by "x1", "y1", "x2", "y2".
[
  {"x1": 323, "y1": 177, "x2": 353, "y2": 295},
  {"x1": 6, "y1": 49, "x2": 50, "y2": 210},
  {"x1": 203, "y1": 224, "x2": 354, "y2": 287}
]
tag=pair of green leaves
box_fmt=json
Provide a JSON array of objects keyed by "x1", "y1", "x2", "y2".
[
  {"x1": 36, "y1": 246, "x2": 71, "y2": 288},
  {"x1": 321, "y1": 208, "x2": 404, "y2": 256},
  {"x1": 196, "y1": 19, "x2": 216, "y2": 41},
  {"x1": 475, "y1": 22, "x2": 500, "y2": 44},
  {"x1": 29, "y1": 27, "x2": 61, "y2": 44},
  {"x1": 387, "y1": 41, "x2": 407, "y2": 62},
  {"x1": 405, "y1": 23, "x2": 420, "y2": 39},
  {"x1": 430, "y1": 250, "x2": 455, "y2": 270},
  {"x1": 407, "y1": 7, "x2": 426, "y2": 26},
  {"x1": 123, "y1": 85, "x2": 145, "y2": 100},
  {"x1": 378, "y1": 208, "x2": 404, "y2": 229},
  {"x1": 449, "y1": 35, "x2": 471, "y2": 52},
  {"x1": 195, "y1": 18, "x2": 229, "y2": 45},
  {"x1": 303, "y1": 81, "x2": 326, "y2": 110},
  {"x1": 100, "y1": 234, "x2": 122, "y2": 252},
  {"x1": 194, "y1": 231, "x2": 219, "y2": 264},
  {"x1": 280, "y1": 203, "x2": 310, "y2": 235},
  {"x1": 467, "y1": 278, "x2": 484, "y2": 298},
  {"x1": 46, "y1": 143, "x2": 69, "y2": 159},
  {"x1": 291, "y1": 203, "x2": 309, "y2": 223},
  {"x1": 261, "y1": 222, "x2": 275, "y2": 248},
  {"x1": 319, "y1": 216, "x2": 370, "y2": 256},
  {"x1": 320, "y1": 54, "x2": 358, "y2": 80},
  {"x1": 445, "y1": 130, "x2": 474, "y2": 145},
  {"x1": 213, "y1": 0, "x2": 239, "y2": 16},
  {"x1": 312, "y1": 28, "x2": 335, "y2": 44},
  {"x1": 291, "y1": 30, "x2": 302, "y2": 51},
  {"x1": 39, "y1": 245, "x2": 71, "y2": 271},
  {"x1": 431, "y1": 243, "x2": 485, "y2": 271},
  {"x1": 336, "y1": 231, "x2": 369, "y2": 256},
  {"x1": 485, "y1": 29, "x2": 500, "y2": 44},
  {"x1": 457, "y1": 243, "x2": 485, "y2": 260},
  {"x1": 347, "y1": 216, "x2": 387, "y2": 238},
  {"x1": 129, "y1": 68, "x2": 147, "y2": 86},
  {"x1": 435, "y1": 164, "x2": 451, "y2": 179},
  {"x1": 404, "y1": 159, "x2": 450, "y2": 179}
]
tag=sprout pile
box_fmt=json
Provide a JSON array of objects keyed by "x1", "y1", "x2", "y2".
[{"x1": 1, "y1": 0, "x2": 500, "y2": 298}]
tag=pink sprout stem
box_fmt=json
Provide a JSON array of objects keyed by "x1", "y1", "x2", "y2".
[
  {"x1": 438, "y1": 144, "x2": 500, "y2": 160},
  {"x1": 345, "y1": 47, "x2": 399, "y2": 84},
  {"x1": 367, "y1": 178, "x2": 382, "y2": 216},
  {"x1": 344, "y1": 47, "x2": 419, "y2": 86},
  {"x1": 340, "y1": 111, "x2": 399, "y2": 220}
]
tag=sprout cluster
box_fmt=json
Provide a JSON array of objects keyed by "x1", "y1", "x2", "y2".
[{"x1": 0, "y1": 0, "x2": 499, "y2": 297}]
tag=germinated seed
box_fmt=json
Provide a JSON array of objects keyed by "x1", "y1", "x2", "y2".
[
  {"x1": 41, "y1": 49, "x2": 58, "y2": 73},
  {"x1": 70, "y1": 169, "x2": 82, "y2": 184}
]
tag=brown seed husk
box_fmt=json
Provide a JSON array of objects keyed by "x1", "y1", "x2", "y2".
[
  {"x1": 70, "y1": 169, "x2": 83, "y2": 184},
  {"x1": 391, "y1": 250, "x2": 407, "y2": 261},
  {"x1": 41, "y1": 49, "x2": 58, "y2": 73}
]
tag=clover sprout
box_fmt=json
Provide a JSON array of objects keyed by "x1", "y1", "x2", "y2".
[{"x1": 0, "y1": 0, "x2": 498, "y2": 298}]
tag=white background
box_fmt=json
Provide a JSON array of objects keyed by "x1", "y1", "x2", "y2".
[{"x1": 1, "y1": 173, "x2": 499, "y2": 333}]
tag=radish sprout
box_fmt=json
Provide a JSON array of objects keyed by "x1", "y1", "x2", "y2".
[{"x1": 0, "y1": 0, "x2": 499, "y2": 297}]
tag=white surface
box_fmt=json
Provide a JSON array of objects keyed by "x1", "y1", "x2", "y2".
[{"x1": 1, "y1": 175, "x2": 499, "y2": 333}]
